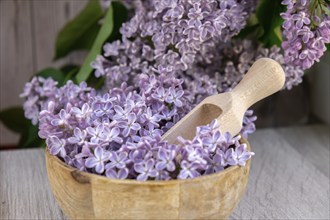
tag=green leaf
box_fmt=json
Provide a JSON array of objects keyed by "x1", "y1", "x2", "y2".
[
  {"x1": 18, "y1": 123, "x2": 45, "y2": 148},
  {"x1": 256, "y1": 0, "x2": 285, "y2": 47},
  {"x1": 54, "y1": 0, "x2": 104, "y2": 60},
  {"x1": 107, "y1": 2, "x2": 128, "y2": 42},
  {"x1": 60, "y1": 64, "x2": 80, "y2": 74},
  {"x1": 0, "y1": 107, "x2": 44, "y2": 148},
  {"x1": 235, "y1": 24, "x2": 260, "y2": 39},
  {"x1": 320, "y1": 3, "x2": 330, "y2": 16},
  {"x1": 75, "y1": 4, "x2": 114, "y2": 83},
  {"x1": 61, "y1": 65, "x2": 80, "y2": 84},
  {"x1": 326, "y1": 44, "x2": 330, "y2": 51},
  {"x1": 35, "y1": 68, "x2": 69, "y2": 86},
  {"x1": 36, "y1": 68, "x2": 66, "y2": 84},
  {"x1": 0, "y1": 107, "x2": 29, "y2": 133}
]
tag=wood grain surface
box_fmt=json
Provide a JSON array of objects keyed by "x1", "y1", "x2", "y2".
[
  {"x1": 0, "y1": 0, "x2": 87, "y2": 145},
  {"x1": 0, "y1": 125, "x2": 329, "y2": 219}
]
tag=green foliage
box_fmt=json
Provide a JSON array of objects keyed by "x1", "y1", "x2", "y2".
[
  {"x1": 235, "y1": 0, "x2": 286, "y2": 48},
  {"x1": 0, "y1": 107, "x2": 44, "y2": 148},
  {"x1": 75, "y1": 3, "x2": 114, "y2": 83},
  {"x1": 256, "y1": 0, "x2": 285, "y2": 47},
  {"x1": 60, "y1": 65, "x2": 80, "y2": 84},
  {"x1": 309, "y1": 0, "x2": 330, "y2": 27},
  {"x1": 35, "y1": 65, "x2": 80, "y2": 86},
  {"x1": 54, "y1": 0, "x2": 104, "y2": 60},
  {"x1": 107, "y1": 2, "x2": 128, "y2": 42},
  {"x1": 0, "y1": 107, "x2": 28, "y2": 134},
  {"x1": 36, "y1": 68, "x2": 66, "y2": 86},
  {"x1": 18, "y1": 123, "x2": 44, "y2": 148}
]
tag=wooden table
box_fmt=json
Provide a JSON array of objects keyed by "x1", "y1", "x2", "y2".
[{"x1": 1, "y1": 125, "x2": 329, "y2": 219}]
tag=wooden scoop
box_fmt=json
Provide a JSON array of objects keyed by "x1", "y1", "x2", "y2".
[{"x1": 162, "y1": 58, "x2": 286, "y2": 144}]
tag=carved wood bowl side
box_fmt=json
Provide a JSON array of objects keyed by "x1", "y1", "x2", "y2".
[{"x1": 45, "y1": 138, "x2": 251, "y2": 220}]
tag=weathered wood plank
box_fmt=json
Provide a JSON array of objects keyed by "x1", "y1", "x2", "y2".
[
  {"x1": 0, "y1": 149, "x2": 65, "y2": 219},
  {"x1": 0, "y1": 0, "x2": 88, "y2": 146},
  {"x1": 31, "y1": 0, "x2": 62, "y2": 70},
  {"x1": 0, "y1": 0, "x2": 35, "y2": 145},
  {"x1": 276, "y1": 125, "x2": 330, "y2": 177},
  {"x1": 67, "y1": 0, "x2": 89, "y2": 65},
  {"x1": 231, "y1": 128, "x2": 329, "y2": 219},
  {"x1": 31, "y1": 0, "x2": 87, "y2": 71}
]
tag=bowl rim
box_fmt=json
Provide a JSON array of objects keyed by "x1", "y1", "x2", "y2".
[{"x1": 46, "y1": 138, "x2": 251, "y2": 186}]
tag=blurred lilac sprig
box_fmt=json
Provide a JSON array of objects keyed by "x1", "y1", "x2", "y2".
[
  {"x1": 20, "y1": 78, "x2": 94, "y2": 126},
  {"x1": 281, "y1": 0, "x2": 330, "y2": 70}
]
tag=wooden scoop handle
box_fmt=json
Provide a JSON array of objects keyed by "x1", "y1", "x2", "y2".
[
  {"x1": 215, "y1": 58, "x2": 285, "y2": 136},
  {"x1": 232, "y1": 58, "x2": 286, "y2": 107}
]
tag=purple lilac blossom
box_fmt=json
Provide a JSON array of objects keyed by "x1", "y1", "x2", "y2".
[
  {"x1": 20, "y1": 78, "x2": 94, "y2": 125},
  {"x1": 190, "y1": 38, "x2": 305, "y2": 90},
  {"x1": 281, "y1": 0, "x2": 330, "y2": 70},
  {"x1": 38, "y1": 84, "x2": 254, "y2": 180},
  {"x1": 20, "y1": 1, "x2": 259, "y2": 181},
  {"x1": 97, "y1": 0, "x2": 257, "y2": 88}
]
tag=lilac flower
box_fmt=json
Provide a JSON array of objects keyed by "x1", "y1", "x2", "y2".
[
  {"x1": 71, "y1": 103, "x2": 91, "y2": 119},
  {"x1": 46, "y1": 136, "x2": 67, "y2": 158},
  {"x1": 86, "y1": 125, "x2": 107, "y2": 144},
  {"x1": 134, "y1": 159, "x2": 158, "y2": 181},
  {"x1": 118, "y1": 113, "x2": 141, "y2": 137},
  {"x1": 94, "y1": 102, "x2": 113, "y2": 118},
  {"x1": 222, "y1": 148, "x2": 238, "y2": 166},
  {"x1": 91, "y1": 55, "x2": 110, "y2": 77},
  {"x1": 203, "y1": 131, "x2": 222, "y2": 152},
  {"x1": 232, "y1": 143, "x2": 255, "y2": 166},
  {"x1": 105, "y1": 151, "x2": 128, "y2": 169},
  {"x1": 140, "y1": 124, "x2": 163, "y2": 139},
  {"x1": 85, "y1": 146, "x2": 111, "y2": 173},
  {"x1": 51, "y1": 109, "x2": 70, "y2": 126},
  {"x1": 105, "y1": 168, "x2": 129, "y2": 179},
  {"x1": 140, "y1": 108, "x2": 162, "y2": 126},
  {"x1": 68, "y1": 128, "x2": 87, "y2": 146},
  {"x1": 105, "y1": 127, "x2": 123, "y2": 143},
  {"x1": 292, "y1": 12, "x2": 310, "y2": 28},
  {"x1": 297, "y1": 26, "x2": 314, "y2": 43},
  {"x1": 155, "y1": 148, "x2": 176, "y2": 172},
  {"x1": 155, "y1": 170, "x2": 171, "y2": 181},
  {"x1": 113, "y1": 105, "x2": 132, "y2": 120},
  {"x1": 165, "y1": 87, "x2": 184, "y2": 107},
  {"x1": 184, "y1": 141, "x2": 207, "y2": 165},
  {"x1": 75, "y1": 145, "x2": 92, "y2": 159},
  {"x1": 205, "y1": 153, "x2": 225, "y2": 174},
  {"x1": 281, "y1": 0, "x2": 330, "y2": 70},
  {"x1": 178, "y1": 161, "x2": 201, "y2": 179}
]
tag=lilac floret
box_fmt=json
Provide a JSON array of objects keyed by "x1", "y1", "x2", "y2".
[
  {"x1": 178, "y1": 161, "x2": 201, "y2": 179},
  {"x1": 85, "y1": 146, "x2": 111, "y2": 173},
  {"x1": 68, "y1": 128, "x2": 87, "y2": 146},
  {"x1": 106, "y1": 168, "x2": 129, "y2": 179},
  {"x1": 47, "y1": 136, "x2": 67, "y2": 158},
  {"x1": 155, "y1": 148, "x2": 176, "y2": 172},
  {"x1": 106, "y1": 151, "x2": 128, "y2": 169},
  {"x1": 134, "y1": 159, "x2": 158, "y2": 181}
]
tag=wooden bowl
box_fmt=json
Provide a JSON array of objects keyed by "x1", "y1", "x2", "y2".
[{"x1": 45, "y1": 139, "x2": 251, "y2": 219}]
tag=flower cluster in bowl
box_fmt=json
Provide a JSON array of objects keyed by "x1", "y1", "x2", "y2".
[{"x1": 30, "y1": 74, "x2": 254, "y2": 181}]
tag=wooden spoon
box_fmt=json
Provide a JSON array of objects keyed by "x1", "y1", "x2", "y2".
[{"x1": 162, "y1": 58, "x2": 286, "y2": 144}]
